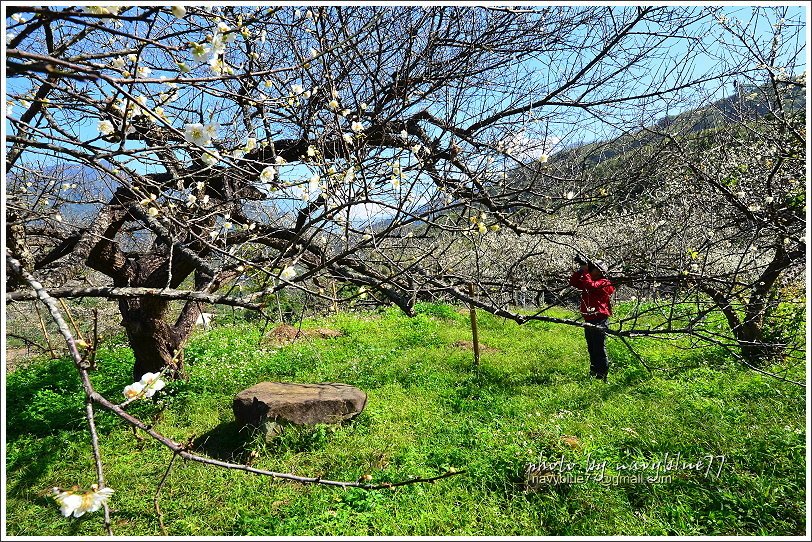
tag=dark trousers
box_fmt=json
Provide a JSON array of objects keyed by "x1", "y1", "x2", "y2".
[{"x1": 584, "y1": 318, "x2": 609, "y2": 379}]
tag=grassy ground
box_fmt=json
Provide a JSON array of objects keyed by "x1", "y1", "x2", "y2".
[{"x1": 4, "y1": 303, "x2": 806, "y2": 536}]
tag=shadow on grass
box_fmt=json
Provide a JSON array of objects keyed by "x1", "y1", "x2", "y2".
[
  {"x1": 6, "y1": 434, "x2": 82, "y2": 498},
  {"x1": 192, "y1": 421, "x2": 254, "y2": 462}
]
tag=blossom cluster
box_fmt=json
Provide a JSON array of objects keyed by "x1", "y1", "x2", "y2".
[
  {"x1": 123, "y1": 372, "x2": 167, "y2": 400},
  {"x1": 51, "y1": 484, "x2": 114, "y2": 518}
]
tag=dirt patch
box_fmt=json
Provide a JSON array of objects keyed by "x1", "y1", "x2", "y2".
[
  {"x1": 452, "y1": 340, "x2": 500, "y2": 354},
  {"x1": 5, "y1": 347, "x2": 40, "y2": 373},
  {"x1": 263, "y1": 324, "x2": 343, "y2": 346}
]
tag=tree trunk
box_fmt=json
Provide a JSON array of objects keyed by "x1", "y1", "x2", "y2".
[
  {"x1": 736, "y1": 318, "x2": 784, "y2": 366},
  {"x1": 120, "y1": 297, "x2": 188, "y2": 382}
]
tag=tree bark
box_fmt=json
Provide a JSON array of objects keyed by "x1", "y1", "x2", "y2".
[{"x1": 121, "y1": 297, "x2": 186, "y2": 381}]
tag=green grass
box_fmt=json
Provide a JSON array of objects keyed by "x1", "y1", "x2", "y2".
[{"x1": 5, "y1": 303, "x2": 806, "y2": 535}]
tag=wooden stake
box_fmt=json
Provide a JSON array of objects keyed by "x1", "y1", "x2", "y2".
[
  {"x1": 34, "y1": 303, "x2": 57, "y2": 359},
  {"x1": 58, "y1": 298, "x2": 84, "y2": 341},
  {"x1": 469, "y1": 283, "x2": 480, "y2": 369}
]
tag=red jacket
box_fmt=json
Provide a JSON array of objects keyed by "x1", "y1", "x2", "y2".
[{"x1": 569, "y1": 270, "x2": 615, "y2": 321}]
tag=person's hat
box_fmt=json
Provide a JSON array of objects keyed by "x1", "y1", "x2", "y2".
[{"x1": 592, "y1": 260, "x2": 609, "y2": 275}]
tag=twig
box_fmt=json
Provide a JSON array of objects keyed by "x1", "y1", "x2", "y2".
[
  {"x1": 616, "y1": 335, "x2": 653, "y2": 374},
  {"x1": 85, "y1": 398, "x2": 113, "y2": 535},
  {"x1": 6, "y1": 285, "x2": 262, "y2": 310},
  {"x1": 7, "y1": 252, "x2": 112, "y2": 535},
  {"x1": 154, "y1": 452, "x2": 179, "y2": 536},
  {"x1": 5, "y1": 332, "x2": 47, "y2": 353}
]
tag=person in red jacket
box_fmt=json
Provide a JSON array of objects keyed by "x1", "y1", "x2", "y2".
[{"x1": 569, "y1": 257, "x2": 614, "y2": 381}]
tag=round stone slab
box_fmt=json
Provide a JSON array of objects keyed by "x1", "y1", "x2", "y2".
[{"x1": 233, "y1": 382, "x2": 367, "y2": 427}]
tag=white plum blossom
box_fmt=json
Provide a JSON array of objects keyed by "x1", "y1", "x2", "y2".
[
  {"x1": 291, "y1": 84, "x2": 304, "y2": 95},
  {"x1": 97, "y1": 120, "x2": 115, "y2": 135},
  {"x1": 217, "y1": 22, "x2": 236, "y2": 43},
  {"x1": 153, "y1": 106, "x2": 168, "y2": 121},
  {"x1": 260, "y1": 165, "x2": 276, "y2": 183},
  {"x1": 343, "y1": 133, "x2": 354, "y2": 144},
  {"x1": 203, "y1": 122, "x2": 219, "y2": 141},
  {"x1": 83, "y1": 6, "x2": 121, "y2": 16},
  {"x1": 208, "y1": 35, "x2": 225, "y2": 58},
  {"x1": 328, "y1": 99, "x2": 339, "y2": 111},
  {"x1": 171, "y1": 5, "x2": 187, "y2": 18},
  {"x1": 280, "y1": 265, "x2": 297, "y2": 280},
  {"x1": 130, "y1": 95, "x2": 148, "y2": 117},
  {"x1": 201, "y1": 149, "x2": 220, "y2": 166},
  {"x1": 209, "y1": 56, "x2": 232, "y2": 75},
  {"x1": 136, "y1": 66, "x2": 151, "y2": 78},
  {"x1": 52, "y1": 485, "x2": 114, "y2": 518},
  {"x1": 351, "y1": 121, "x2": 364, "y2": 133},
  {"x1": 123, "y1": 381, "x2": 145, "y2": 399},
  {"x1": 138, "y1": 372, "x2": 166, "y2": 397},
  {"x1": 184, "y1": 123, "x2": 211, "y2": 146},
  {"x1": 343, "y1": 166, "x2": 355, "y2": 184},
  {"x1": 190, "y1": 42, "x2": 211, "y2": 62},
  {"x1": 111, "y1": 56, "x2": 126, "y2": 69},
  {"x1": 308, "y1": 174, "x2": 320, "y2": 194}
]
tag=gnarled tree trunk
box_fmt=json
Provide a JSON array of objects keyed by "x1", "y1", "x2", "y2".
[{"x1": 120, "y1": 297, "x2": 187, "y2": 381}]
